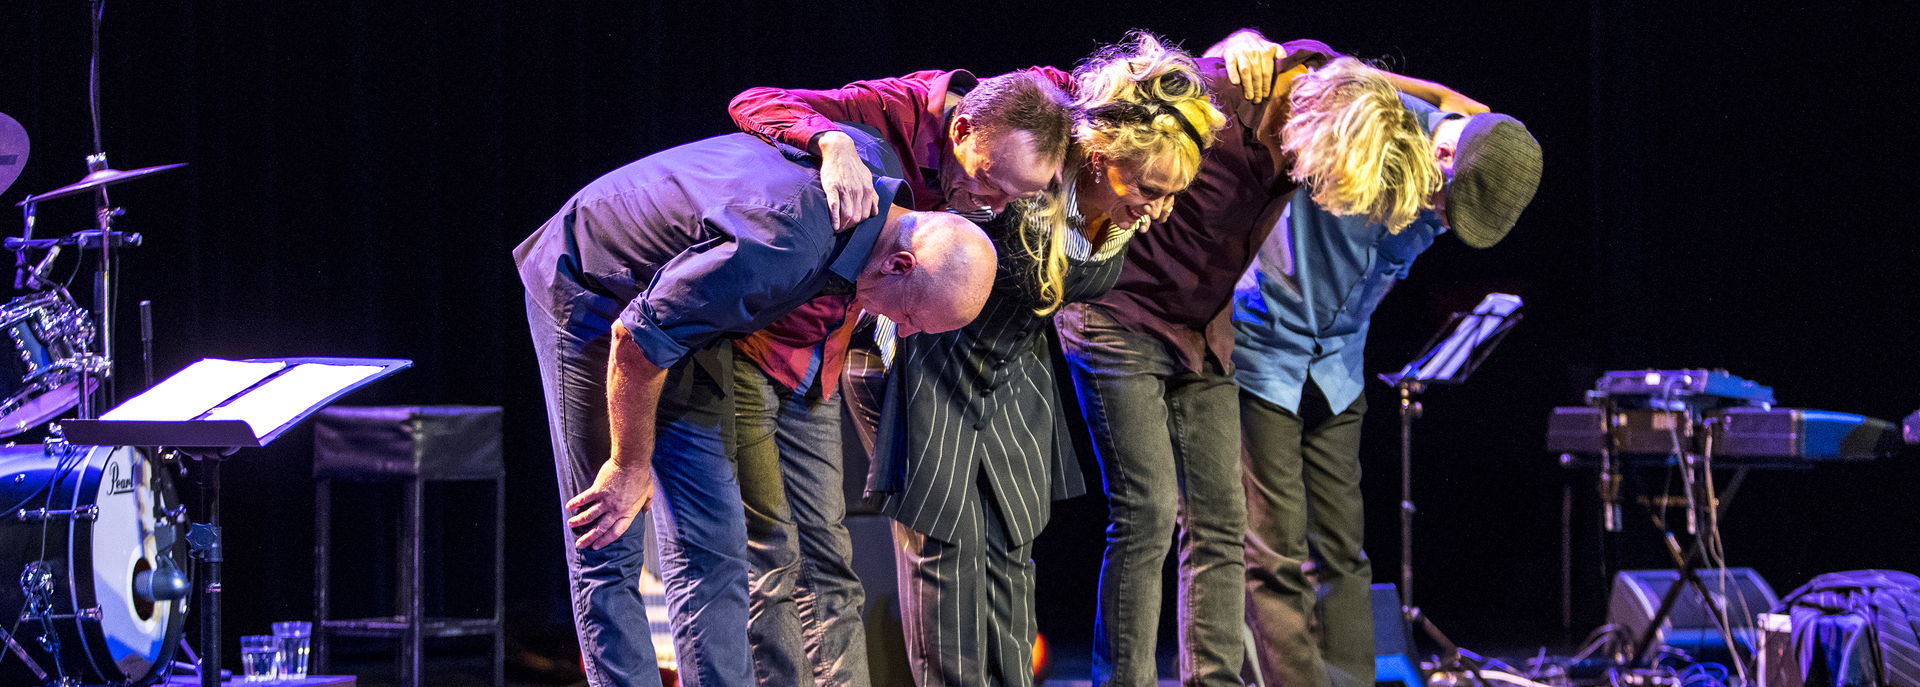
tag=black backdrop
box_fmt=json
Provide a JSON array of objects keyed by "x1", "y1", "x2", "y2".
[{"x1": 3, "y1": 0, "x2": 1916, "y2": 670}]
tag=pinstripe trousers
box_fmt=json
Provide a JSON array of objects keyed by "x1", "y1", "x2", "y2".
[
  {"x1": 892, "y1": 477, "x2": 1036, "y2": 687},
  {"x1": 846, "y1": 344, "x2": 1039, "y2": 686},
  {"x1": 859, "y1": 225, "x2": 1117, "y2": 687}
]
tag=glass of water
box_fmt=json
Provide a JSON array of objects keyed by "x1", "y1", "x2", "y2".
[
  {"x1": 273, "y1": 621, "x2": 314, "y2": 680},
  {"x1": 239, "y1": 635, "x2": 279, "y2": 682}
]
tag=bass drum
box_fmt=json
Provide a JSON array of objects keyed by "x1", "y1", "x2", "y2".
[{"x1": 0, "y1": 443, "x2": 188, "y2": 686}]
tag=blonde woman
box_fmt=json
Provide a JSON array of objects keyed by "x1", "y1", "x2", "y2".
[
  {"x1": 1055, "y1": 30, "x2": 1485, "y2": 687},
  {"x1": 870, "y1": 38, "x2": 1222, "y2": 687}
]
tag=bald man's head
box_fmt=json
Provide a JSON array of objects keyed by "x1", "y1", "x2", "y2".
[{"x1": 853, "y1": 208, "x2": 997, "y2": 336}]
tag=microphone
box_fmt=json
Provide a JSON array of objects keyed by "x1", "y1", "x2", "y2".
[{"x1": 136, "y1": 555, "x2": 191, "y2": 603}]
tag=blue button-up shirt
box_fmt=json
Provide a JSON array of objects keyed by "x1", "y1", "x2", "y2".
[
  {"x1": 513, "y1": 126, "x2": 905, "y2": 369},
  {"x1": 1231, "y1": 95, "x2": 1453, "y2": 414}
]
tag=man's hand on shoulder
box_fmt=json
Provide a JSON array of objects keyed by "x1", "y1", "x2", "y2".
[
  {"x1": 1210, "y1": 28, "x2": 1285, "y2": 104},
  {"x1": 814, "y1": 130, "x2": 880, "y2": 232}
]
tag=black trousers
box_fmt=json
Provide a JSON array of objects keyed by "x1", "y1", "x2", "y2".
[{"x1": 1240, "y1": 381, "x2": 1374, "y2": 687}]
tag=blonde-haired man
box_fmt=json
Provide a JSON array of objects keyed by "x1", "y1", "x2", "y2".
[
  {"x1": 1282, "y1": 57, "x2": 1450, "y2": 234},
  {"x1": 1233, "y1": 93, "x2": 1542, "y2": 687}
]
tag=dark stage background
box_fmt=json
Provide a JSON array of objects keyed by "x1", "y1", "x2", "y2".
[{"x1": 4, "y1": 0, "x2": 1916, "y2": 675}]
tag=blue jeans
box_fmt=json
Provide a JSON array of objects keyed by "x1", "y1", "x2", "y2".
[
  {"x1": 1057, "y1": 304, "x2": 1248, "y2": 687},
  {"x1": 734, "y1": 356, "x2": 871, "y2": 687},
  {"x1": 527, "y1": 288, "x2": 752, "y2": 687}
]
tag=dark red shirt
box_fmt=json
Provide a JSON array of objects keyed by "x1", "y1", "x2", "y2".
[
  {"x1": 1087, "y1": 39, "x2": 1339, "y2": 374},
  {"x1": 732, "y1": 295, "x2": 856, "y2": 399},
  {"x1": 726, "y1": 66, "x2": 1071, "y2": 393},
  {"x1": 730, "y1": 69, "x2": 978, "y2": 212}
]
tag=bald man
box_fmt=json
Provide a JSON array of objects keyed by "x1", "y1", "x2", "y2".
[{"x1": 514, "y1": 125, "x2": 994, "y2": 687}]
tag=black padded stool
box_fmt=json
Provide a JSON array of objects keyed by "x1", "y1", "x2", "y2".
[{"x1": 312, "y1": 405, "x2": 504, "y2": 687}]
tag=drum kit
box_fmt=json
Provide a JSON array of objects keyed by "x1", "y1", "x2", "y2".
[{"x1": 0, "y1": 96, "x2": 200, "y2": 685}]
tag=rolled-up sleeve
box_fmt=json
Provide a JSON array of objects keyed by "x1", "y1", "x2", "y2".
[
  {"x1": 728, "y1": 73, "x2": 945, "y2": 151},
  {"x1": 1279, "y1": 39, "x2": 1342, "y2": 69},
  {"x1": 618, "y1": 203, "x2": 826, "y2": 369}
]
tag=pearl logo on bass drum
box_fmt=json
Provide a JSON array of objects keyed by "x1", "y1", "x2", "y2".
[{"x1": 108, "y1": 457, "x2": 135, "y2": 494}]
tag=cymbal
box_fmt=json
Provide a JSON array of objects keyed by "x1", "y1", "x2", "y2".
[
  {"x1": 17, "y1": 162, "x2": 187, "y2": 206},
  {"x1": 0, "y1": 113, "x2": 26, "y2": 198}
]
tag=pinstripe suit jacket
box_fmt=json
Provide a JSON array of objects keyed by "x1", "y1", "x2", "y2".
[{"x1": 867, "y1": 221, "x2": 1123, "y2": 546}]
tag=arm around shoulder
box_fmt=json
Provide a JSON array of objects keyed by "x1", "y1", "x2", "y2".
[{"x1": 1378, "y1": 71, "x2": 1489, "y2": 114}]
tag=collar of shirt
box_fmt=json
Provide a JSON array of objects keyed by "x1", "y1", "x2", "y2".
[
  {"x1": 828, "y1": 122, "x2": 912, "y2": 283},
  {"x1": 913, "y1": 69, "x2": 976, "y2": 188},
  {"x1": 827, "y1": 187, "x2": 895, "y2": 284},
  {"x1": 816, "y1": 273, "x2": 855, "y2": 297}
]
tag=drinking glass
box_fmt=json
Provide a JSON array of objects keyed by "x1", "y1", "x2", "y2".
[
  {"x1": 272, "y1": 621, "x2": 314, "y2": 680},
  {"x1": 238, "y1": 635, "x2": 279, "y2": 682}
]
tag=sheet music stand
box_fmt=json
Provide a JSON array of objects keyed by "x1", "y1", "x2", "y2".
[
  {"x1": 1377, "y1": 294, "x2": 1522, "y2": 678},
  {"x1": 61, "y1": 356, "x2": 410, "y2": 687}
]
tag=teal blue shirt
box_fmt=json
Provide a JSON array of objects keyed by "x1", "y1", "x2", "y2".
[{"x1": 1231, "y1": 95, "x2": 1453, "y2": 414}]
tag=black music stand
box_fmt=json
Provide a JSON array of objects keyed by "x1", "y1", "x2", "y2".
[
  {"x1": 62, "y1": 356, "x2": 409, "y2": 687},
  {"x1": 1378, "y1": 293, "x2": 1523, "y2": 678}
]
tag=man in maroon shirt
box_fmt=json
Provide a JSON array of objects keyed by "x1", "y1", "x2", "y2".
[{"x1": 732, "y1": 69, "x2": 1068, "y2": 224}]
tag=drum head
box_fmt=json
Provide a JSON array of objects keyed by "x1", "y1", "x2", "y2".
[{"x1": 78, "y1": 446, "x2": 186, "y2": 681}]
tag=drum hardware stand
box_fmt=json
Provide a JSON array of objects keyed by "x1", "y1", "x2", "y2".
[
  {"x1": 139, "y1": 301, "x2": 153, "y2": 389},
  {"x1": 1379, "y1": 294, "x2": 1523, "y2": 683},
  {"x1": 2, "y1": 632, "x2": 51, "y2": 683},
  {"x1": 17, "y1": 559, "x2": 76, "y2": 685}
]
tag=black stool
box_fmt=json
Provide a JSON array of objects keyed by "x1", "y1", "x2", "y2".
[{"x1": 312, "y1": 405, "x2": 505, "y2": 687}]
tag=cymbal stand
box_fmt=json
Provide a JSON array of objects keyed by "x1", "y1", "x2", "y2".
[
  {"x1": 82, "y1": 153, "x2": 119, "y2": 419},
  {"x1": 81, "y1": 0, "x2": 121, "y2": 417}
]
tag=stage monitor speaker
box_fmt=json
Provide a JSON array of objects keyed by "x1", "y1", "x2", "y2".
[
  {"x1": 1371, "y1": 583, "x2": 1425, "y2": 687},
  {"x1": 1608, "y1": 568, "x2": 1778, "y2": 662}
]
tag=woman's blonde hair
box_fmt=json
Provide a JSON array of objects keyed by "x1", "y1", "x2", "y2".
[
  {"x1": 1281, "y1": 57, "x2": 1443, "y2": 233},
  {"x1": 1012, "y1": 31, "x2": 1226, "y2": 315}
]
